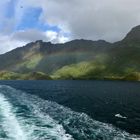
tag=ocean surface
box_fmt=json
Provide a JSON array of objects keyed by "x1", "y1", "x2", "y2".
[{"x1": 0, "y1": 80, "x2": 140, "y2": 140}]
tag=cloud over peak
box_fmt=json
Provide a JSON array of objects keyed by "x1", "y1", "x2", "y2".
[{"x1": 39, "y1": 0, "x2": 140, "y2": 42}]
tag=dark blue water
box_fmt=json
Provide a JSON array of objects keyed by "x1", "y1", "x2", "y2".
[{"x1": 0, "y1": 80, "x2": 140, "y2": 140}]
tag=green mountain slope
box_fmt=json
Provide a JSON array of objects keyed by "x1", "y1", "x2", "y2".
[{"x1": 0, "y1": 25, "x2": 140, "y2": 80}]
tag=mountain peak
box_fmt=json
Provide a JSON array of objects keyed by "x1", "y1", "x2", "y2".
[{"x1": 123, "y1": 25, "x2": 140, "y2": 42}]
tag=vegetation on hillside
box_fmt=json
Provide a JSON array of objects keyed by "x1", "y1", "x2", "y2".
[
  {"x1": 0, "y1": 71, "x2": 51, "y2": 80},
  {"x1": 52, "y1": 61, "x2": 140, "y2": 81}
]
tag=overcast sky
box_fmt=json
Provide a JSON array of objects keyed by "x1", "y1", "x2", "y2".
[{"x1": 0, "y1": 0, "x2": 140, "y2": 54}]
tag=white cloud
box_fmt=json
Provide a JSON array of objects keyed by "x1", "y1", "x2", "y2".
[
  {"x1": 12, "y1": 29, "x2": 47, "y2": 42},
  {"x1": 0, "y1": 34, "x2": 27, "y2": 54},
  {"x1": 45, "y1": 30, "x2": 69, "y2": 43},
  {"x1": 12, "y1": 29, "x2": 70, "y2": 43},
  {"x1": 0, "y1": 29, "x2": 70, "y2": 54},
  {"x1": 23, "y1": 0, "x2": 140, "y2": 42}
]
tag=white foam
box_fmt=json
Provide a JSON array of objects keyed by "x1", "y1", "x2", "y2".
[
  {"x1": 0, "y1": 93, "x2": 27, "y2": 140},
  {"x1": 115, "y1": 114, "x2": 127, "y2": 119}
]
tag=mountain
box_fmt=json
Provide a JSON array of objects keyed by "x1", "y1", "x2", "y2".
[
  {"x1": 0, "y1": 39, "x2": 111, "y2": 74},
  {"x1": 0, "y1": 25, "x2": 140, "y2": 80},
  {"x1": 123, "y1": 25, "x2": 140, "y2": 42}
]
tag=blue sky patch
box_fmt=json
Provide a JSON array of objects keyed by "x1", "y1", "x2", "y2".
[
  {"x1": 5, "y1": 0, "x2": 17, "y2": 18},
  {"x1": 16, "y1": 7, "x2": 60, "y2": 32},
  {"x1": 16, "y1": 7, "x2": 43, "y2": 30}
]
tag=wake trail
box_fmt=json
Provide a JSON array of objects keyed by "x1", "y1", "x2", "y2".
[
  {"x1": 0, "y1": 93, "x2": 27, "y2": 140},
  {"x1": 0, "y1": 85, "x2": 73, "y2": 140}
]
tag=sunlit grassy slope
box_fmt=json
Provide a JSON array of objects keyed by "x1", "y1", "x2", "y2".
[{"x1": 52, "y1": 60, "x2": 140, "y2": 81}]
